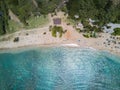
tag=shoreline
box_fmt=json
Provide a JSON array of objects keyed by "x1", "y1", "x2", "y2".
[
  {"x1": 0, "y1": 28, "x2": 119, "y2": 56},
  {"x1": 0, "y1": 27, "x2": 119, "y2": 56},
  {"x1": 0, "y1": 43, "x2": 120, "y2": 57}
]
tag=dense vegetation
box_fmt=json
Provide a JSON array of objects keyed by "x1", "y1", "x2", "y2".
[
  {"x1": 66, "y1": 0, "x2": 120, "y2": 25},
  {"x1": 0, "y1": 1, "x2": 9, "y2": 34},
  {"x1": 36, "y1": 0, "x2": 62, "y2": 14},
  {"x1": 0, "y1": 0, "x2": 62, "y2": 35},
  {"x1": 112, "y1": 28, "x2": 120, "y2": 36},
  {"x1": 0, "y1": 0, "x2": 120, "y2": 36},
  {"x1": 6, "y1": 0, "x2": 62, "y2": 24},
  {"x1": 7, "y1": 0, "x2": 37, "y2": 25},
  {"x1": 51, "y1": 26, "x2": 63, "y2": 37}
]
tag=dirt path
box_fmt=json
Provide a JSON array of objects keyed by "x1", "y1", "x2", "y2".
[
  {"x1": 32, "y1": 0, "x2": 38, "y2": 7},
  {"x1": 9, "y1": 9, "x2": 21, "y2": 23}
]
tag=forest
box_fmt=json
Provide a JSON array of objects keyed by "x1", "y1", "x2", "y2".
[
  {"x1": 0, "y1": 0, "x2": 62, "y2": 35},
  {"x1": 66, "y1": 0, "x2": 120, "y2": 25},
  {"x1": 0, "y1": 0, "x2": 120, "y2": 35}
]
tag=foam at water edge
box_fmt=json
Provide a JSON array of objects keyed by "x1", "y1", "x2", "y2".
[{"x1": 61, "y1": 43, "x2": 79, "y2": 47}]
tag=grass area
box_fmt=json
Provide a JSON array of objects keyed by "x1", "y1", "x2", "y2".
[
  {"x1": 8, "y1": 20, "x2": 23, "y2": 33},
  {"x1": 65, "y1": 18, "x2": 76, "y2": 26},
  {"x1": 51, "y1": 26, "x2": 63, "y2": 37},
  {"x1": 25, "y1": 15, "x2": 49, "y2": 29},
  {"x1": 8, "y1": 15, "x2": 49, "y2": 34},
  {"x1": 112, "y1": 28, "x2": 120, "y2": 36}
]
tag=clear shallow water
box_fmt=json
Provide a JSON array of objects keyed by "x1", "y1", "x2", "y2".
[{"x1": 0, "y1": 47, "x2": 120, "y2": 90}]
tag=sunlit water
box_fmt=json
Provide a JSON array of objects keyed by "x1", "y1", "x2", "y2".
[{"x1": 0, "y1": 47, "x2": 120, "y2": 90}]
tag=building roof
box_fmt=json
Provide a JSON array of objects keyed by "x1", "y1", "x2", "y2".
[{"x1": 53, "y1": 18, "x2": 61, "y2": 25}]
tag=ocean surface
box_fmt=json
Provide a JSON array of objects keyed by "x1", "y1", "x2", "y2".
[{"x1": 0, "y1": 47, "x2": 120, "y2": 90}]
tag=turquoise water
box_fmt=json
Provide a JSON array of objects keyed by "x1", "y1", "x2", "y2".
[{"x1": 0, "y1": 47, "x2": 120, "y2": 90}]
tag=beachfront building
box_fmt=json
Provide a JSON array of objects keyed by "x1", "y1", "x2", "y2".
[{"x1": 53, "y1": 18, "x2": 61, "y2": 25}]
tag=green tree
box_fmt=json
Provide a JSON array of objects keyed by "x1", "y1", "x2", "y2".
[
  {"x1": 0, "y1": 1, "x2": 9, "y2": 35},
  {"x1": 7, "y1": 0, "x2": 37, "y2": 25},
  {"x1": 66, "y1": 0, "x2": 120, "y2": 25},
  {"x1": 36, "y1": 0, "x2": 62, "y2": 14}
]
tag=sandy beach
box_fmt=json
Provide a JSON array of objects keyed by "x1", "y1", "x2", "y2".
[
  {"x1": 0, "y1": 26, "x2": 119, "y2": 55},
  {"x1": 0, "y1": 12, "x2": 120, "y2": 56}
]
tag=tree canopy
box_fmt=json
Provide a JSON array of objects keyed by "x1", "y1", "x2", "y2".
[
  {"x1": 0, "y1": 0, "x2": 120, "y2": 35},
  {"x1": 66, "y1": 0, "x2": 120, "y2": 24}
]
